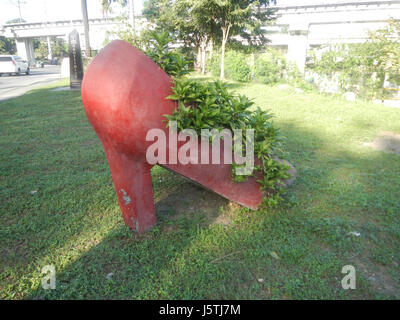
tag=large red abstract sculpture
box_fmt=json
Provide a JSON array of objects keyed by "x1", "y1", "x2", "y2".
[{"x1": 81, "y1": 40, "x2": 296, "y2": 233}]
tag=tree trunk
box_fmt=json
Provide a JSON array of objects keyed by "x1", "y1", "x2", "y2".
[
  {"x1": 220, "y1": 25, "x2": 230, "y2": 80},
  {"x1": 209, "y1": 38, "x2": 213, "y2": 61},
  {"x1": 196, "y1": 46, "x2": 202, "y2": 71},
  {"x1": 200, "y1": 36, "x2": 208, "y2": 75},
  {"x1": 220, "y1": 28, "x2": 226, "y2": 80},
  {"x1": 250, "y1": 52, "x2": 255, "y2": 80},
  {"x1": 201, "y1": 46, "x2": 206, "y2": 74},
  {"x1": 81, "y1": 0, "x2": 91, "y2": 57}
]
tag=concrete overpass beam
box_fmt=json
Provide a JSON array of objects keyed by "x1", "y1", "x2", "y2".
[{"x1": 286, "y1": 23, "x2": 309, "y2": 74}]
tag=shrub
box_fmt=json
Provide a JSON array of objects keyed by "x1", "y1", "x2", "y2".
[
  {"x1": 142, "y1": 34, "x2": 290, "y2": 207},
  {"x1": 208, "y1": 52, "x2": 221, "y2": 77},
  {"x1": 254, "y1": 50, "x2": 286, "y2": 84},
  {"x1": 209, "y1": 50, "x2": 251, "y2": 82},
  {"x1": 224, "y1": 51, "x2": 252, "y2": 82},
  {"x1": 284, "y1": 62, "x2": 316, "y2": 92},
  {"x1": 165, "y1": 78, "x2": 290, "y2": 207},
  {"x1": 308, "y1": 19, "x2": 400, "y2": 99},
  {"x1": 145, "y1": 31, "x2": 192, "y2": 78}
]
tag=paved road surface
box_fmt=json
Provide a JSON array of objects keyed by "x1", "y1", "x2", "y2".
[{"x1": 0, "y1": 65, "x2": 62, "y2": 101}]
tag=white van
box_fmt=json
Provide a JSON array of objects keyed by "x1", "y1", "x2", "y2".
[{"x1": 0, "y1": 55, "x2": 30, "y2": 76}]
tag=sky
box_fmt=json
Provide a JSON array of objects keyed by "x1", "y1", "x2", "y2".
[
  {"x1": 0, "y1": 0, "x2": 381, "y2": 25},
  {"x1": 276, "y1": 0, "x2": 380, "y2": 5},
  {"x1": 0, "y1": 0, "x2": 144, "y2": 25}
]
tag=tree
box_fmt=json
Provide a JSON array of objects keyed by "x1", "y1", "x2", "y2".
[
  {"x1": 0, "y1": 37, "x2": 16, "y2": 54},
  {"x1": 34, "y1": 41, "x2": 48, "y2": 60},
  {"x1": 143, "y1": 0, "x2": 219, "y2": 74},
  {"x1": 6, "y1": 18, "x2": 26, "y2": 24},
  {"x1": 111, "y1": 0, "x2": 276, "y2": 78},
  {"x1": 51, "y1": 38, "x2": 68, "y2": 58},
  {"x1": 205, "y1": 0, "x2": 276, "y2": 79},
  {"x1": 142, "y1": 0, "x2": 168, "y2": 22},
  {"x1": 187, "y1": 0, "x2": 220, "y2": 74},
  {"x1": 164, "y1": 0, "x2": 215, "y2": 74},
  {"x1": 81, "y1": 0, "x2": 91, "y2": 57},
  {"x1": 34, "y1": 38, "x2": 68, "y2": 60},
  {"x1": 100, "y1": 0, "x2": 112, "y2": 16},
  {"x1": 100, "y1": 0, "x2": 128, "y2": 17},
  {"x1": 369, "y1": 19, "x2": 400, "y2": 86}
]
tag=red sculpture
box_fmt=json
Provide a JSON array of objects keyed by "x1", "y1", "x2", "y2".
[{"x1": 81, "y1": 40, "x2": 295, "y2": 233}]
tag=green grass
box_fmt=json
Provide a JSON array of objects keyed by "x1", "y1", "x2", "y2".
[{"x1": 0, "y1": 78, "x2": 399, "y2": 299}]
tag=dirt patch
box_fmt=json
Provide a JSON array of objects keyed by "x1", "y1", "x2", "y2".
[
  {"x1": 353, "y1": 254, "x2": 399, "y2": 298},
  {"x1": 365, "y1": 131, "x2": 400, "y2": 155},
  {"x1": 155, "y1": 180, "x2": 229, "y2": 224}
]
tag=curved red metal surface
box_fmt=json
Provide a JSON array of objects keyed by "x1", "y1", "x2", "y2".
[{"x1": 81, "y1": 40, "x2": 295, "y2": 233}]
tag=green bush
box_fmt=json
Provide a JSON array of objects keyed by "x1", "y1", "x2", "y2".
[
  {"x1": 285, "y1": 62, "x2": 315, "y2": 92},
  {"x1": 224, "y1": 51, "x2": 252, "y2": 82},
  {"x1": 145, "y1": 31, "x2": 192, "y2": 78},
  {"x1": 308, "y1": 19, "x2": 400, "y2": 99},
  {"x1": 142, "y1": 34, "x2": 290, "y2": 207},
  {"x1": 208, "y1": 53, "x2": 221, "y2": 77},
  {"x1": 165, "y1": 78, "x2": 290, "y2": 207},
  {"x1": 254, "y1": 50, "x2": 286, "y2": 84},
  {"x1": 209, "y1": 50, "x2": 251, "y2": 82}
]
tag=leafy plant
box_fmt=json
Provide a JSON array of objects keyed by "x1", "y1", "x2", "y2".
[
  {"x1": 141, "y1": 33, "x2": 290, "y2": 207},
  {"x1": 224, "y1": 51, "x2": 252, "y2": 82},
  {"x1": 145, "y1": 31, "x2": 193, "y2": 78},
  {"x1": 105, "y1": 19, "x2": 193, "y2": 78},
  {"x1": 0, "y1": 36, "x2": 16, "y2": 55},
  {"x1": 164, "y1": 77, "x2": 290, "y2": 206},
  {"x1": 254, "y1": 49, "x2": 286, "y2": 84},
  {"x1": 34, "y1": 38, "x2": 68, "y2": 60},
  {"x1": 209, "y1": 50, "x2": 252, "y2": 82}
]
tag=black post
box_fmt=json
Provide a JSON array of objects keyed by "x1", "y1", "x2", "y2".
[{"x1": 68, "y1": 30, "x2": 84, "y2": 89}]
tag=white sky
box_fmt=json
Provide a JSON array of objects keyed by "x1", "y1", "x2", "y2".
[
  {"x1": 0, "y1": 0, "x2": 382, "y2": 25},
  {"x1": 0, "y1": 0, "x2": 144, "y2": 25},
  {"x1": 277, "y1": 0, "x2": 384, "y2": 4}
]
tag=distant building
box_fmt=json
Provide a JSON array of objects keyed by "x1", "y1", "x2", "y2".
[
  {"x1": 267, "y1": 0, "x2": 400, "y2": 72},
  {"x1": 1, "y1": 0, "x2": 399, "y2": 71},
  {"x1": 0, "y1": 17, "x2": 140, "y2": 65}
]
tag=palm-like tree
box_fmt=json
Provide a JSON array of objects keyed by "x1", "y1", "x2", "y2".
[
  {"x1": 100, "y1": 0, "x2": 128, "y2": 17},
  {"x1": 81, "y1": 0, "x2": 91, "y2": 57}
]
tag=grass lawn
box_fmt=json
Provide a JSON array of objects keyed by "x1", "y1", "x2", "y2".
[{"x1": 0, "y1": 78, "x2": 399, "y2": 299}]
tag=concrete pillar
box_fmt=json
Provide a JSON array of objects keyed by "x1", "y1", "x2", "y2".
[
  {"x1": 286, "y1": 23, "x2": 309, "y2": 74},
  {"x1": 15, "y1": 39, "x2": 28, "y2": 61},
  {"x1": 47, "y1": 36, "x2": 53, "y2": 61},
  {"x1": 15, "y1": 38, "x2": 35, "y2": 66}
]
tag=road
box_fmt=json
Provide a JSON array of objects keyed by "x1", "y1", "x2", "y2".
[{"x1": 0, "y1": 65, "x2": 62, "y2": 101}]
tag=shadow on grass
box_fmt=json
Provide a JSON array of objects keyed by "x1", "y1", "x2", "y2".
[
  {"x1": 28, "y1": 121, "x2": 400, "y2": 299},
  {"x1": 0, "y1": 85, "x2": 231, "y2": 299},
  {"x1": 1, "y1": 85, "x2": 399, "y2": 300}
]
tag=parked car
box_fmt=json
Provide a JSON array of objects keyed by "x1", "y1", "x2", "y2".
[{"x1": 0, "y1": 55, "x2": 30, "y2": 76}]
